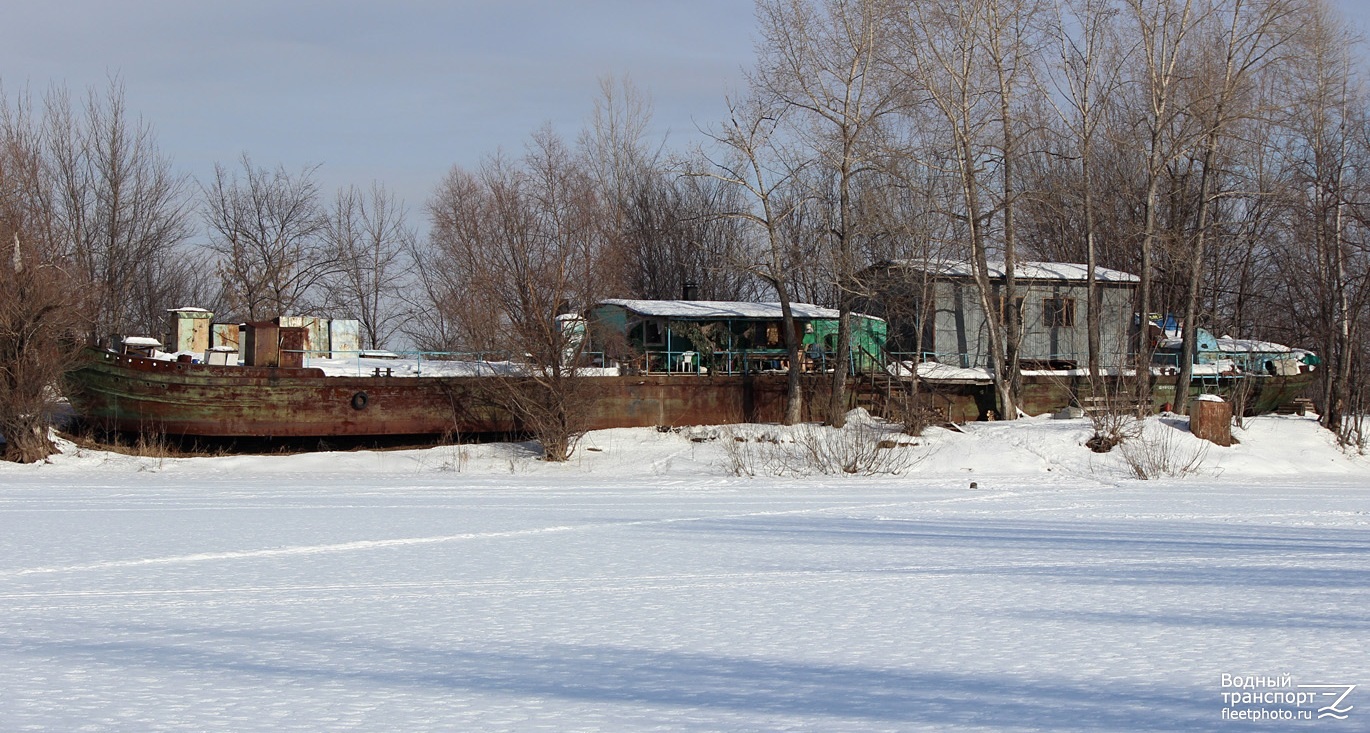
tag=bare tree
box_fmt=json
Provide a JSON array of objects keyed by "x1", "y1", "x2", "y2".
[
  {"x1": 1171, "y1": 0, "x2": 1297, "y2": 414},
  {"x1": 581, "y1": 76, "x2": 657, "y2": 219},
  {"x1": 402, "y1": 231, "x2": 469, "y2": 354},
  {"x1": 202, "y1": 154, "x2": 332, "y2": 321},
  {"x1": 322, "y1": 183, "x2": 415, "y2": 350},
  {"x1": 1119, "y1": 0, "x2": 1206, "y2": 410},
  {"x1": 1269, "y1": 0, "x2": 1369, "y2": 435},
  {"x1": 425, "y1": 129, "x2": 608, "y2": 460},
  {"x1": 578, "y1": 75, "x2": 657, "y2": 299},
  {"x1": 891, "y1": 0, "x2": 1021, "y2": 417},
  {"x1": 753, "y1": 0, "x2": 899, "y2": 427},
  {"x1": 1040, "y1": 0, "x2": 1129, "y2": 377},
  {"x1": 852, "y1": 153, "x2": 961, "y2": 430},
  {"x1": 982, "y1": 0, "x2": 1049, "y2": 410},
  {"x1": 700, "y1": 96, "x2": 809, "y2": 424},
  {"x1": 0, "y1": 101, "x2": 84, "y2": 463},
  {"x1": 41, "y1": 79, "x2": 195, "y2": 341},
  {"x1": 610, "y1": 163, "x2": 762, "y2": 301}
]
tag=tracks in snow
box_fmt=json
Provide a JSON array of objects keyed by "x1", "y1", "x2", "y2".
[{"x1": 0, "y1": 491, "x2": 1038, "y2": 579}]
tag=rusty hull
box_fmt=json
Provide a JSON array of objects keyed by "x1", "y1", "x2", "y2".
[
  {"x1": 857, "y1": 371, "x2": 1316, "y2": 421},
  {"x1": 64, "y1": 349, "x2": 1317, "y2": 440},
  {"x1": 64, "y1": 349, "x2": 828, "y2": 438}
]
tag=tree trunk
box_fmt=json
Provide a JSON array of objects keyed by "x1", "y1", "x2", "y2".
[
  {"x1": 1135, "y1": 154, "x2": 1162, "y2": 415},
  {"x1": 0, "y1": 417, "x2": 56, "y2": 464},
  {"x1": 1084, "y1": 159, "x2": 1101, "y2": 378},
  {"x1": 955, "y1": 130, "x2": 1014, "y2": 420},
  {"x1": 777, "y1": 284, "x2": 804, "y2": 425},
  {"x1": 1175, "y1": 134, "x2": 1220, "y2": 416},
  {"x1": 826, "y1": 308, "x2": 852, "y2": 427}
]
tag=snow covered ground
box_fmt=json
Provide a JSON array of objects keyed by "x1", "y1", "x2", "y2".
[{"x1": 1, "y1": 415, "x2": 1366, "y2": 731}]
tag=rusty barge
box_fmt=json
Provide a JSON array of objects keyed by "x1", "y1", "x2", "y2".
[
  {"x1": 63, "y1": 346, "x2": 1318, "y2": 442},
  {"x1": 63, "y1": 347, "x2": 823, "y2": 439},
  {"x1": 61, "y1": 301, "x2": 1318, "y2": 441}
]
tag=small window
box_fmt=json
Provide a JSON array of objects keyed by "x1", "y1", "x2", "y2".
[
  {"x1": 643, "y1": 320, "x2": 665, "y2": 346},
  {"x1": 1043, "y1": 298, "x2": 1076, "y2": 327}
]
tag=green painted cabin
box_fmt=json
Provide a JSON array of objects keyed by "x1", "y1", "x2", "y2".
[{"x1": 587, "y1": 299, "x2": 887, "y2": 375}]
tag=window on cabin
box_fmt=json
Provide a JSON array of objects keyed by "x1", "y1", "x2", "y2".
[
  {"x1": 765, "y1": 322, "x2": 781, "y2": 347},
  {"x1": 642, "y1": 320, "x2": 665, "y2": 346},
  {"x1": 1043, "y1": 298, "x2": 1076, "y2": 327}
]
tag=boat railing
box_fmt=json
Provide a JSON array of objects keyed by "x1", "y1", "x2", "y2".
[
  {"x1": 627, "y1": 344, "x2": 926, "y2": 377},
  {"x1": 287, "y1": 349, "x2": 614, "y2": 377},
  {"x1": 882, "y1": 350, "x2": 1166, "y2": 376},
  {"x1": 285, "y1": 347, "x2": 1277, "y2": 380}
]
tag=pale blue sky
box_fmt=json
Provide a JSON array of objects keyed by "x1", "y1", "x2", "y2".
[
  {"x1": 1, "y1": 1, "x2": 757, "y2": 215},
  {"x1": 2, "y1": 1, "x2": 1368, "y2": 220}
]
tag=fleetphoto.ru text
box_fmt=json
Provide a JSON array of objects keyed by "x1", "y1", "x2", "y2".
[{"x1": 1221, "y1": 673, "x2": 1356, "y2": 722}]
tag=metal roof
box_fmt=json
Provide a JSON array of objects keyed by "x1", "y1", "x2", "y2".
[
  {"x1": 596, "y1": 299, "x2": 847, "y2": 320},
  {"x1": 880, "y1": 260, "x2": 1139, "y2": 283}
]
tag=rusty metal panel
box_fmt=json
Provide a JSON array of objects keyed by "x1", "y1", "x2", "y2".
[
  {"x1": 243, "y1": 321, "x2": 279, "y2": 367},
  {"x1": 279, "y1": 316, "x2": 331, "y2": 358},
  {"x1": 212, "y1": 323, "x2": 242, "y2": 351},
  {"x1": 278, "y1": 327, "x2": 308, "y2": 368},
  {"x1": 330, "y1": 319, "x2": 362, "y2": 356},
  {"x1": 168, "y1": 308, "x2": 212, "y2": 353},
  {"x1": 1190, "y1": 398, "x2": 1233, "y2": 445},
  {"x1": 308, "y1": 318, "x2": 330, "y2": 357}
]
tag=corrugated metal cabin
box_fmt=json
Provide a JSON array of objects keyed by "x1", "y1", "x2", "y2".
[
  {"x1": 588, "y1": 299, "x2": 887, "y2": 374},
  {"x1": 854, "y1": 260, "x2": 1139, "y2": 370}
]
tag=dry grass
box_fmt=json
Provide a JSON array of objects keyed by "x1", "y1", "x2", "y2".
[
  {"x1": 1118, "y1": 424, "x2": 1210, "y2": 480},
  {"x1": 720, "y1": 419, "x2": 926, "y2": 477}
]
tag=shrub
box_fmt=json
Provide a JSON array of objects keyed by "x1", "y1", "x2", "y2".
[
  {"x1": 1118, "y1": 424, "x2": 1209, "y2": 480},
  {"x1": 720, "y1": 418, "x2": 926, "y2": 477}
]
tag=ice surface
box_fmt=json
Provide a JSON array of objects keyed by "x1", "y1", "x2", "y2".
[{"x1": 1, "y1": 415, "x2": 1366, "y2": 731}]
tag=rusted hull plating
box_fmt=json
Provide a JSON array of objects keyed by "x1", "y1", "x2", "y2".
[
  {"x1": 64, "y1": 349, "x2": 1318, "y2": 439},
  {"x1": 898, "y1": 371, "x2": 1317, "y2": 423},
  {"x1": 63, "y1": 350, "x2": 814, "y2": 438}
]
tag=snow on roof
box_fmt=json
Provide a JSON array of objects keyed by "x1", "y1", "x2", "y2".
[
  {"x1": 167, "y1": 307, "x2": 211, "y2": 313},
  {"x1": 597, "y1": 299, "x2": 849, "y2": 320},
  {"x1": 882, "y1": 260, "x2": 1139, "y2": 283},
  {"x1": 121, "y1": 337, "x2": 163, "y2": 347},
  {"x1": 1211, "y1": 337, "x2": 1296, "y2": 353},
  {"x1": 1157, "y1": 336, "x2": 1302, "y2": 354}
]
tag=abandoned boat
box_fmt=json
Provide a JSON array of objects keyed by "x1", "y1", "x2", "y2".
[
  {"x1": 62, "y1": 301, "x2": 1319, "y2": 441},
  {"x1": 62, "y1": 345, "x2": 835, "y2": 439}
]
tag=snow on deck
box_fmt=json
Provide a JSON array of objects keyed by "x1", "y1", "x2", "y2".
[
  {"x1": 305, "y1": 355, "x2": 531, "y2": 377},
  {"x1": 148, "y1": 351, "x2": 621, "y2": 377},
  {"x1": 888, "y1": 360, "x2": 995, "y2": 382},
  {"x1": 2, "y1": 416, "x2": 1365, "y2": 731}
]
